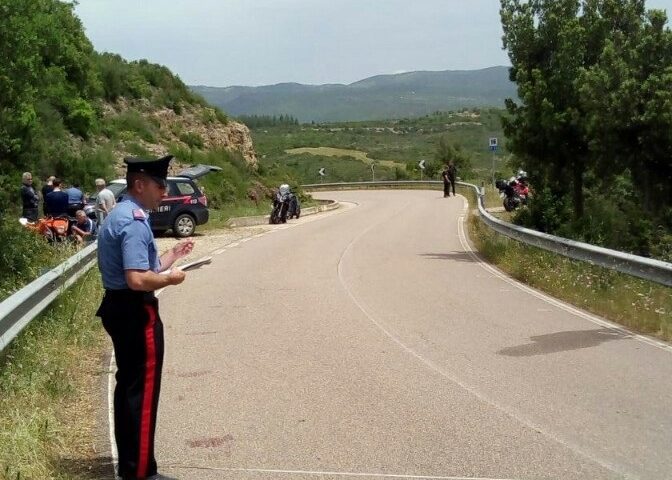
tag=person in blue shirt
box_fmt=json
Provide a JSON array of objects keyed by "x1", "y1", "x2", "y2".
[
  {"x1": 66, "y1": 183, "x2": 85, "y2": 217},
  {"x1": 96, "y1": 155, "x2": 194, "y2": 480}
]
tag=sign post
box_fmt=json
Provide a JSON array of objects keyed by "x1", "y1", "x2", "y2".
[
  {"x1": 418, "y1": 159, "x2": 426, "y2": 181},
  {"x1": 489, "y1": 137, "x2": 498, "y2": 186},
  {"x1": 318, "y1": 167, "x2": 326, "y2": 183}
]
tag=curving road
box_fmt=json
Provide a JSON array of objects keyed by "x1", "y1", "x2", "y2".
[{"x1": 152, "y1": 190, "x2": 672, "y2": 480}]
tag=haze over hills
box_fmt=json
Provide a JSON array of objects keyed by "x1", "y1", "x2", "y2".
[{"x1": 191, "y1": 66, "x2": 516, "y2": 122}]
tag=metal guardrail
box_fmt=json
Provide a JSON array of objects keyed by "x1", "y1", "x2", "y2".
[
  {"x1": 303, "y1": 181, "x2": 672, "y2": 287},
  {"x1": 0, "y1": 242, "x2": 98, "y2": 353}
]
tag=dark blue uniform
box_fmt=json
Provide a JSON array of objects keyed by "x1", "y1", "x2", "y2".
[{"x1": 96, "y1": 195, "x2": 163, "y2": 480}]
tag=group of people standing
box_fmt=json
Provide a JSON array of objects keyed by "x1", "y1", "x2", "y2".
[{"x1": 20, "y1": 172, "x2": 117, "y2": 224}]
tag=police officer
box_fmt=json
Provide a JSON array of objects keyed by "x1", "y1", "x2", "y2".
[{"x1": 97, "y1": 155, "x2": 194, "y2": 480}]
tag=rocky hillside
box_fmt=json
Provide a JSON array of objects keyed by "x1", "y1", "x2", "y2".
[{"x1": 101, "y1": 98, "x2": 257, "y2": 176}]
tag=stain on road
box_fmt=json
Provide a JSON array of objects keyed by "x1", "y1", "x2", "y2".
[{"x1": 498, "y1": 329, "x2": 626, "y2": 357}]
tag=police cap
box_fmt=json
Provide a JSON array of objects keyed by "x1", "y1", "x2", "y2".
[{"x1": 124, "y1": 155, "x2": 173, "y2": 187}]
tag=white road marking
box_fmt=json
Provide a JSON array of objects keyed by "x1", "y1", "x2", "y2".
[
  {"x1": 166, "y1": 465, "x2": 519, "y2": 480},
  {"x1": 228, "y1": 242, "x2": 240, "y2": 248},
  {"x1": 213, "y1": 248, "x2": 226, "y2": 255}
]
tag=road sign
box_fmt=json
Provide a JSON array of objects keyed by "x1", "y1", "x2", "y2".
[
  {"x1": 489, "y1": 137, "x2": 498, "y2": 151},
  {"x1": 419, "y1": 159, "x2": 426, "y2": 170},
  {"x1": 318, "y1": 168, "x2": 326, "y2": 176}
]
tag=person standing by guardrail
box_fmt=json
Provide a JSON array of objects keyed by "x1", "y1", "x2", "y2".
[
  {"x1": 96, "y1": 155, "x2": 194, "y2": 480},
  {"x1": 45, "y1": 178, "x2": 69, "y2": 217},
  {"x1": 95, "y1": 177, "x2": 116, "y2": 225},
  {"x1": 20, "y1": 172, "x2": 39, "y2": 221},
  {"x1": 41, "y1": 175, "x2": 55, "y2": 216}
]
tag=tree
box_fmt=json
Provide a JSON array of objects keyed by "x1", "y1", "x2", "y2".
[
  {"x1": 500, "y1": 0, "x2": 672, "y2": 227},
  {"x1": 500, "y1": 0, "x2": 592, "y2": 219},
  {"x1": 434, "y1": 136, "x2": 473, "y2": 178},
  {"x1": 579, "y1": 6, "x2": 672, "y2": 218}
]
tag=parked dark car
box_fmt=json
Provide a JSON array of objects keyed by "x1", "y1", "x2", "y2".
[{"x1": 85, "y1": 164, "x2": 221, "y2": 237}]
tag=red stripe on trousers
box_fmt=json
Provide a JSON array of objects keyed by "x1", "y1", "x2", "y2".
[{"x1": 138, "y1": 305, "x2": 157, "y2": 478}]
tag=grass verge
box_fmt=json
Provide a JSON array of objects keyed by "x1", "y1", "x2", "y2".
[
  {"x1": 467, "y1": 213, "x2": 672, "y2": 341},
  {"x1": 0, "y1": 269, "x2": 107, "y2": 480}
]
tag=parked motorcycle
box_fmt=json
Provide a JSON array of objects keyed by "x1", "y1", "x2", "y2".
[
  {"x1": 496, "y1": 171, "x2": 530, "y2": 212},
  {"x1": 20, "y1": 215, "x2": 71, "y2": 243},
  {"x1": 269, "y1": 184, "x2": 291, "y2": 224},
  {"x1": 286, "y1": 193, "x2": 301, "y2": 220}
]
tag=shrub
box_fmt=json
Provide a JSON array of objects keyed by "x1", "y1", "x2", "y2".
[
  {"x1": 179, "y1": 132, "x2": 204, "y2": 149},
  {"x1": 64, "y1": 98, "x2": 97, "y2": 138}
]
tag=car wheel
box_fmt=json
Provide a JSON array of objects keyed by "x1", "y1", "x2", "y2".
[{"x1": 173, "y1": 213, "x2": 196, "y2": 237}]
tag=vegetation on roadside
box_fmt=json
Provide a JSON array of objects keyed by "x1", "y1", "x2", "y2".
[
  {"x1": 0, "y1": 270, "x2": 106, "y2": 480},
  {"x1": 501, "y1": 0, "x2": 672, "y2": 260},
  {"x1": 468, "y1": 213, "x2": 672, "y2": 341}
]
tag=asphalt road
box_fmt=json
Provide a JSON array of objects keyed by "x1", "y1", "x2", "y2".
[{"x1": 152, "y1": 190, "x2": 672, "y2": 480}]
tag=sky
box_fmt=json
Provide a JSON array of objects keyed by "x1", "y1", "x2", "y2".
[{"x1": 74, "y1": 0, "x2": 672, "y2": 88}]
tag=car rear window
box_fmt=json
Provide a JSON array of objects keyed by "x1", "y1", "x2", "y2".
[{"x1": 171, "y1": 181, "x2": 195, "y2": 196}]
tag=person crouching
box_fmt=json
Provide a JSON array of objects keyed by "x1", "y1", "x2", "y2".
[{"x1": 71, "y1": 209, "x2": 97, "y2": 244}]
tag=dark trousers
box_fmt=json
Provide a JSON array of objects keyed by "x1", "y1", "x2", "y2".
[
  {"x1": 443, "y1": 181, "x2": 455, "y2": 197},
  {"x1": 97, "y1": 290, "x2": 164, "y2": 480},
  {"x1": 22, "y1": 207, "x2": 38, "y2": 221}
]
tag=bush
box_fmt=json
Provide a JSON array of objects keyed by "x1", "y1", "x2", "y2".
[
  {"x1": 106, "y1": 110, "x2": 156, "y2": 142},
  {"x1": 179, "y1": 132, "x2": 204, "y2": 149},
  {"x1": 64, "y1": 98, "x2": 97, "y2": 138},
  {"x1": 0, "y1": 217, "x2": 61, "y2": 301}
]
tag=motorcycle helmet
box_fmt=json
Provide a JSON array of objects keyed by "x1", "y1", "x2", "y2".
[
  {"x1": 516, "y1": 170, "x2": 528, "y2": 180},
  {"x1": 279, "y1": 183, "x2": 290, "y2": 195}
]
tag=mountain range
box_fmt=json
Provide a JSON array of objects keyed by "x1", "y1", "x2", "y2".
[{"x1": 190, "y1": 66, "x2": 516, "y2": 122}]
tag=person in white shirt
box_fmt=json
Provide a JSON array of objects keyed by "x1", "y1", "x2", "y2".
[{"x1": 95, "y1": 178, "x2": 116, "y2": 226}]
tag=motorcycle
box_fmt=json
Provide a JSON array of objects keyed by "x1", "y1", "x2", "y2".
[
  {"x1": 269, "y1": 184, "x2": 292, "y2": 224},
  {"x1": 286, "y1": 193, "x2": 301, "y2": 220},
  {"x1": 20, "y1": 215, "x2": 71, "y2": 243},
  {"x1": 495, "y1": 172, "x2": 530, "y2": 212}
]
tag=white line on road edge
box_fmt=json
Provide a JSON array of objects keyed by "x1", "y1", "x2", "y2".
[
  {"x1": 107, "y1": 354, "x2": 118, "y2": 474},
  {"x1": 457, "y1": 199, "x2": 672, "y2": 354},
  {"x1": 165, "y1": 465, "x2": 518, "y2": 480},
  {"x1": 335, "y1": 197, "x2": 628, "y2": 478}
]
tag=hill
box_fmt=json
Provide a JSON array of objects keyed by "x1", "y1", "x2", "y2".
[{"x1": 191, "y1": 67, "x2": 517, "y2": 122}]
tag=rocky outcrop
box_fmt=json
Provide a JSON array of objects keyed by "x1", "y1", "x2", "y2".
[{"x1": 103, "y1": 99, "x2": 257, "y2": 175}]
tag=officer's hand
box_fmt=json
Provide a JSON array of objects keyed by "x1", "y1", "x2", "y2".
[
  {"x1": 172, "y1": 239, "x2": 195, "y2": 258},
  {"x1": 167, "y1": 269, "x2": 187, "y2": 286}
]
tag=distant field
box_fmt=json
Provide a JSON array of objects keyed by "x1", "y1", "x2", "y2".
[
  {"x1": 252, "y1": 108, "x2": 510, "y2": 184},
  {"x1": 286, "y1": 147, "x2": 403, "y2": 168}
]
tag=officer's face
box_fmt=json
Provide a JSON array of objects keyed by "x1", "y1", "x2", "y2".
[
  {"x1": 145, "y1": 178, "x2": 167, "y2": 209},
  {"x1": 132, "y1": 176, "x2": 167, "y2": 209}
]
